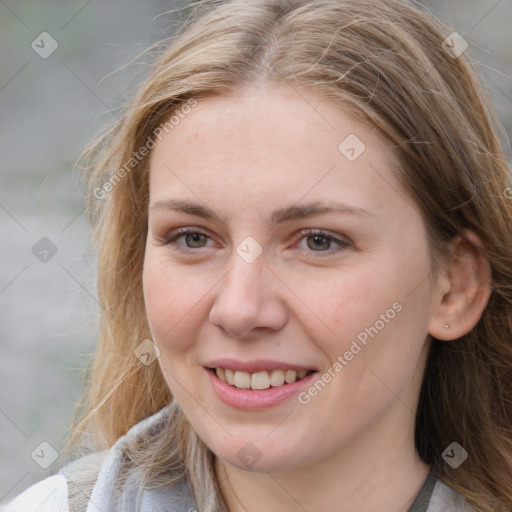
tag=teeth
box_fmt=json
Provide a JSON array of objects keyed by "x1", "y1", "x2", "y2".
[
  {"x1": 225, "y1": 369, "x2": 235, "y2": 385},
  {"x1": 285, "y1": 370, "x2": 297, "y2": 383},
  {"x1": 214, "y1": 368, "x2": 310, "y2": 390},
  {"x1": 269, "y1": 369, "x2": 285, "y2": 387},
  {"x1": 233, "y1": 371, "x2": 251, "y2": 389},
  {"x1": 251, "y1": 371, "x2": 271, "y2": 390}
]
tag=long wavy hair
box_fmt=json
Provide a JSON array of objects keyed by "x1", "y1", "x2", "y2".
[{"x1": 64, "y1": 1, "x2": 512, "y2": 510}]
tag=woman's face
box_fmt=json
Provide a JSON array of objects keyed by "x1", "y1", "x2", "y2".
[{"x1": 143, "y1": 86, "x2": 444, "y2": 472}]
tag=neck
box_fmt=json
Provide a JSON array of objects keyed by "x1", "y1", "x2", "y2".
[{"x1": 214, "y1": 410, "x2": 430, "y2": 512}]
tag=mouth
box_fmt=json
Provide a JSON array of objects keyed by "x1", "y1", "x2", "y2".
[{"x1": 207, "y1": 367, "x2": 316, "y2": 391}]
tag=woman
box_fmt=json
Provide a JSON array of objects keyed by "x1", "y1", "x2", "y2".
[{"x1": 4, "y1": 0, "x2": 512, "y2": 511}]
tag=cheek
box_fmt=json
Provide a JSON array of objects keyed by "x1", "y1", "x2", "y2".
[
  {"x1": 297, "y1": 250, "x2": 431, "y2": 368},
  {"x1": 289, "y1": 263, "x2": 397, "y2": 348},
  {"x1": 142, "y1": 254, "x2": 206, "y2": 352}
]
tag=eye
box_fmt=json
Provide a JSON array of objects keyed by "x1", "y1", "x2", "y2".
[
  {"x1": 159, "y1": 228, "x2": 215, "y2": 250},
  {"x1": 182, "y1": 232, "x2": 209, "y2": 248},
  {"x1": 305, "y1": 234, "x2": 332, "y2": 251},
  {"x1": 296, "y1": 229, "x2": 350, "y2": 255}
]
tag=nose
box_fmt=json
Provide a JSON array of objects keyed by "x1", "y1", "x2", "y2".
[{"x1": 209, "y1": 256, "x2": 288, "y2": 339}]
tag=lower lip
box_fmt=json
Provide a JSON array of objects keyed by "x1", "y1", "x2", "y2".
[{"x1": 205, "y1": 368, "x2": 317, "y2": 410}]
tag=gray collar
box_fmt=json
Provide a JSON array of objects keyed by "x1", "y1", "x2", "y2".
[{"x1": 407, "y1": 466, "x2": 438, "y2": 512}]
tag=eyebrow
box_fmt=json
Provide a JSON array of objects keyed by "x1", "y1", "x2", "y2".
[
  {"x1": 149, "y1": 199, "x2": 376, "y2": 226},
  {"x1": 270, "y1": 202, "x2": 376, "y2": 226}
]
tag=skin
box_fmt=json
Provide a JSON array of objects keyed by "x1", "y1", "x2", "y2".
[{"x1": 142, "y1": 85, "x2": 491, "y2": 512}]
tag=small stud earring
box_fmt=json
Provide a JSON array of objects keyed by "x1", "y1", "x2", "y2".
[{"x1": 443, "y1": 323, "x2": 451, "y2": 329}]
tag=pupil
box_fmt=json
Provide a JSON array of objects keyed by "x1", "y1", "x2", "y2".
[
  {"x1": 186, "y1": 233, "x2": 206, "y2": 247},
  {"x1": 308, "y1": 235, "x2": 330, "y2": 251}
]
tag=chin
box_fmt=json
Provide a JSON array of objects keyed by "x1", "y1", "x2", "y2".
[{"x1": 210, "y1": 435, "x2": 311, "y2": 473}]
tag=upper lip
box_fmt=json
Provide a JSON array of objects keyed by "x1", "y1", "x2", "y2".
[{"x1": 203, "y1": 358, "x2": 317, "y2": 373}]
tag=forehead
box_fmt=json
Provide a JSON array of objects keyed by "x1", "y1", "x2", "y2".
[
  {"x1": 152, "y1": 87, "x2": 390, "y2": 158},
  {"x1": 148, "y1": 87, "x2": 409, "y2": 223}
]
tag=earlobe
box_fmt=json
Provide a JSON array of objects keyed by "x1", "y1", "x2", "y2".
[{"x1": 428, "y1": 231, "x2": 492, "y2": 341}]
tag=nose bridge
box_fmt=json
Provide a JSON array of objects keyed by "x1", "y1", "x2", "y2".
[
  {"x1": 209, "y1": 249, "x2": 287, "y2": 337},
  {"x1": 221, "y1": 253, "x2": 267, "y2": 310}
]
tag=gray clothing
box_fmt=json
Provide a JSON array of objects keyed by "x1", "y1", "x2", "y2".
[{"x1": 2, "y1": 404, "x2": 475, "y2": 511}]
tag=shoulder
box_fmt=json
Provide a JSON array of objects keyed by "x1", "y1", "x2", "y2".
[
  {"x1": 58, "y1": 450, "x2": 109, "y2": 512},
  {"x1": 1, "y1": 403, "x2": 190, "y2": 512},
  {"x1": 0, "y1": 451, "x2": 108, "y2": 512},
  {"x1": 428, "y1": 481, "x2": 479, "y2": 512},
  {"x1": 0, "y1": 474, "x2": 69, "y2": 512},
  {"x1": 85, "y1": 402, "x2": 197, "y2": 511}
]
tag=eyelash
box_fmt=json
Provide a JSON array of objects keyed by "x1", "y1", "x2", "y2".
[{"x1": 158, "y1": 227, "x2": 350, "y2": 256}]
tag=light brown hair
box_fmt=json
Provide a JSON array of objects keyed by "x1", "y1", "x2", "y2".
[{"x1": 66, "y1": 1, "x2": 512, "y2": 510}]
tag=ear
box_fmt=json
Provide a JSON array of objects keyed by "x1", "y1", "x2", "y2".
[{"x1": 428, "y1": 230, "x2": 492, "y2": 341}]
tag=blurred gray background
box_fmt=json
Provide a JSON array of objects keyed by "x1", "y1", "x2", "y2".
[{"x1": 0, "y1": 0, "x2": 511, "y2": 503}]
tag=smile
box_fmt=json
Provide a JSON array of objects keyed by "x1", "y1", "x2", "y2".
[{"x1": 212, "y1": 368, "x2": 314, "y2": 390}]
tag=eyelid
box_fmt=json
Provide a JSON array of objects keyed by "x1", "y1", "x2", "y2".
[
  {"x1": 295, "y1": 228, "x2": 350, "y2": 243},
  {"x1": 292, "y1": 228, "x2": 351, "y2": 255},
  {"x1": 156, "y1": 226, "x2": 217, "y2": 247}
]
